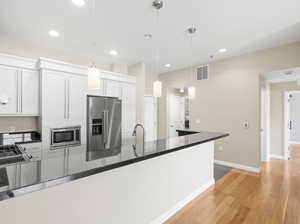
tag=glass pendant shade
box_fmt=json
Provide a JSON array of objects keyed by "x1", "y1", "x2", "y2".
[
  {"x1": 188, "y1": 87, "x2": 196, "y2": 99},
  {"x1": 88, "y1": 64, "x2": 100, "y2": 89},
  {"x1": 153, "y1": 80, "x2": 162, "y2": 98}
]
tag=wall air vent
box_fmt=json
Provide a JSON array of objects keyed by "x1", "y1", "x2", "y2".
[{"x1": 196, "y1": 65, "x2": 209, "y2": 80}]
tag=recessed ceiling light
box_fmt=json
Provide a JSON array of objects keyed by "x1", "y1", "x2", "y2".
[
  {"x1": 218, "y1": 48, "x2": 227, "y2": 53},
  {"x1": 109, "y1": 50, "x2": 118, "y2": 56},
  {"x1": 164, "y1": 64, "x2": 171, "y2": 68},
  {"x1": 48, "y1": 30, "x2": 60, "y2": 37},
  {"x1": 72, "y1": 0, "x2": 86, "y2": 7}
]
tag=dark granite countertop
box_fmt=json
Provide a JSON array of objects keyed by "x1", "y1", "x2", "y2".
[{"x1": 0, "y1": 131, "x2": 228, "y2": 201}]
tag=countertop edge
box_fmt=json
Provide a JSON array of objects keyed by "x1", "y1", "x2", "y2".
[{"x1": 0, "y1": 132, "x2": 229, "y2": 201}]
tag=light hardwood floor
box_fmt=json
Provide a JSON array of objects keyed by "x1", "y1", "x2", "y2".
[{"x1": 165, "y1": 145, "x2": 300, "y2": 224}]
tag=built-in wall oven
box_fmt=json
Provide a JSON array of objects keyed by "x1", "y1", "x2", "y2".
[{"x1": 50, "y1": 126, "x2": 81, "y2": 149}]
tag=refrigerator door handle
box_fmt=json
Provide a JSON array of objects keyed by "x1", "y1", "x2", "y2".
[{"x1": 103, "y1": 110, "x2": 107, "y2": 145}]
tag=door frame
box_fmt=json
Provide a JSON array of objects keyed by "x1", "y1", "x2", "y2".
[{"x1": 283, "y1": 90, "x2": 300, "y2": 159}]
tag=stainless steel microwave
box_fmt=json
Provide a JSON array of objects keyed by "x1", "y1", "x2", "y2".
[{"x1": 50, "y1": 126, "x2": 81, "y2": 149}]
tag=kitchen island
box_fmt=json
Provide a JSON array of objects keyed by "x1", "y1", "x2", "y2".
[{"x1": 0, "y1": 131, "x2": 228, "y2": 224}]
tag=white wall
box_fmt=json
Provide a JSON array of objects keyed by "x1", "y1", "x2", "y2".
[
  {"x1": 0, "y1": 142, "x2": 214, "y2": 224},
  {"x1": 289, "y1": 91, "x2": 300, "y2": 142}
]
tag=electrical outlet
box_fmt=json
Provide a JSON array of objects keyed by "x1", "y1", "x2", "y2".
[
  {"x1": 195, "y1": 119, "x2": 201, "y2": 124},
  {"x1": 218, "y1": 146, "x2": 223, "y2": 151}
]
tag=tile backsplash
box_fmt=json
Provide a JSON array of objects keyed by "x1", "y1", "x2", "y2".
[{"x1": 0, "y1": 117, "x2": 39, "y2": 133}]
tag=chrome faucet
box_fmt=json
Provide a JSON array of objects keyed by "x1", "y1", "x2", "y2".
[{"x1": 132, "y1": 123, "x2": 145, "y2": 149}]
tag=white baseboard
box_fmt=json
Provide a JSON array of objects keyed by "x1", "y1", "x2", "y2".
[
  {"x1": 214, "y1": 160, "x2": 260, "y2": 173},
  {"x1": 270, "y1": 154, "x2": 285, "y2": 160},
  {"x1": 150, "y1": 179, "x2": 215, "y2": 224}
]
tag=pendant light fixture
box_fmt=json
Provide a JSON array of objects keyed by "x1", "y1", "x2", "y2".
[
  {"x1": 187, "y1": 25, "x2": 197, "y2": 99},
  {"x1": 88, "y1": 0, "x2": 100, "y2": 89},
  {"x1": 152, "y1": 0, "x2": 163, "y2": 98}
]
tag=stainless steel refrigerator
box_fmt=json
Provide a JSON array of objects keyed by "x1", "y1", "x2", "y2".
[{"x1": 86, "y1": 95, "x2": 122, "y2": 161}]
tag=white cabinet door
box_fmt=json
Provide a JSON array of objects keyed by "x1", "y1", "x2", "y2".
[
  {"x1": 121, "y1": 83, "x2": 136, "y2": 140},
  {"x1": 20, "y1": 160, "x2": 40, "y2": 186},
  {"x1": 43, "y1": 71, "x2": 68, "y2": 128},
  {"x1": 0, "y1": 65, "x2": 18, "y2": 114},
  {"x1": 41, "y1": 149, "x2": 66, "y2": 181},
  {"x1": 104, "y1": 79, "x2": 121, "y2": 98},
  {"x1": 67, "y1": 146, "x2": 86, "y2": 175},
  {"x1": 21, "y1": 69, "x2": 39, "y2": 115},
  {"x1": 68, "y1": 75, "x2": 87, "y2": 126}
]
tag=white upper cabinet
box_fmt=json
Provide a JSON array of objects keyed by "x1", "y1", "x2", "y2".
[
  {"x1": 0, "y1": 64, "x2": 39, "y2": 116},
  {"x1": 121, "y1": 82, "x2": 136, "y2": 140},
  {"x1": 21, "y1": 69, "x2": 39, "y2": 115},
  {"x1": 103, "y1": 79, "x2": 121, "y2": 98},
  {"x1": 68, "y1": 75, "x2": 87, "y2": 126},
  {"x1": 0, "y1": 65, "x2": 18, "y2": 114},
  {"x1": 42, "y1": 71, "x2": 68, "y2": 128}
]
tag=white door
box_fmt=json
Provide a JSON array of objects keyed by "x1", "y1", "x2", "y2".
[
  {"x1": 121, "y1": 82, "x2": 136, "y2": 140},
  {"x1": 284, "y1": 92, "x2": 292, "y2": 159},
  {"x1": 289, "y1": 92, "x2": 300, "y2": 144},
  {"x1": 21, "y1": 69, "x2": 39, "y2": 115},
  {"x1": 104, "y1": 79, "x2": 121, "y2": 98},
  {"x1": 168, "y1": 95, "x2": 185, "y2": 138},
  {"x1": 144, "y1": 96, "x2": 157, "y2": 141},
  {"x1": 0, "y1": 65, "x2": 18, "y2": 114}
]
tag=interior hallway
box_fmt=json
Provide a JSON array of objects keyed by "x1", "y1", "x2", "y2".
[{"x1": 165, "y1": 145, "x2": 300, "y2": 224}]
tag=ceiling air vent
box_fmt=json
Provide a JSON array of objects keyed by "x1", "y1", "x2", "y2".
[{"x1": 196, "y1": 65, "x2": 209, "y2": 81}]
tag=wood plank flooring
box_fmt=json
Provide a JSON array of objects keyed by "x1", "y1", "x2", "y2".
[{"x1": 165, "y1": 145, "x2": 300, "y2": 224}]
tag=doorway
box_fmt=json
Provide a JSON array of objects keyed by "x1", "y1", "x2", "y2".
[
  {"x1": 284, "y1": 91, "x2": 300, "y2": 159},
  {"x1": 168, "y1": 95, "x2": 185, "y2": 138}
]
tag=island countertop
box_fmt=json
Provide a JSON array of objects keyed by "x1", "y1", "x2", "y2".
[{"x1": 0, "y1": 131, "x2": 228, "y2": 201}]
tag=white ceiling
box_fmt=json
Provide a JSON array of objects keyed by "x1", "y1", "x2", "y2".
[{"x1": 1, "y1": 0, "x2": 300, "y2": 72}]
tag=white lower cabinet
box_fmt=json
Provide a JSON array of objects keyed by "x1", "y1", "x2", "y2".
[
  {"x1": 41, "y1": 149, "x2": 66, "y2": 181},
  {"x1": 67, "y1": 146, "x2": 86, "y2": 174},
  {"x1": 20, "y1": 159, "x2": 41, "y2": 186}
]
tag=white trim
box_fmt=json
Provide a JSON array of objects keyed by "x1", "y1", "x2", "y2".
[
  {"x1": 0, "y1": 53, "x2": 37, "y2": 70},
  {"x1": 38, "y1": 57, "x2": 88, "y2": 76},
  {"x1": 270, "y1": 154, "x2": 285, "y2": 160},
  {"x1": 150, "y1": 179, "x2": 215, "y2": 224},
  {"x1": 289, "y1": 141, "x2": 300, "y2": 145},
  {"x1": 214, "y1": 160, "x2": 260, "y2": 173},
  {"x1": 100, "y1": 70, "x2": 136, "y2": 83}
]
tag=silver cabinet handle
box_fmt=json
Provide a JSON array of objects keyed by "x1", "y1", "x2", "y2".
[
  {"x1": 64, "y1": 79, "x2": 67, "y2": 119},
  {"x1": 67, "y1": 79, "x2": 70, "y2": 119}
]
